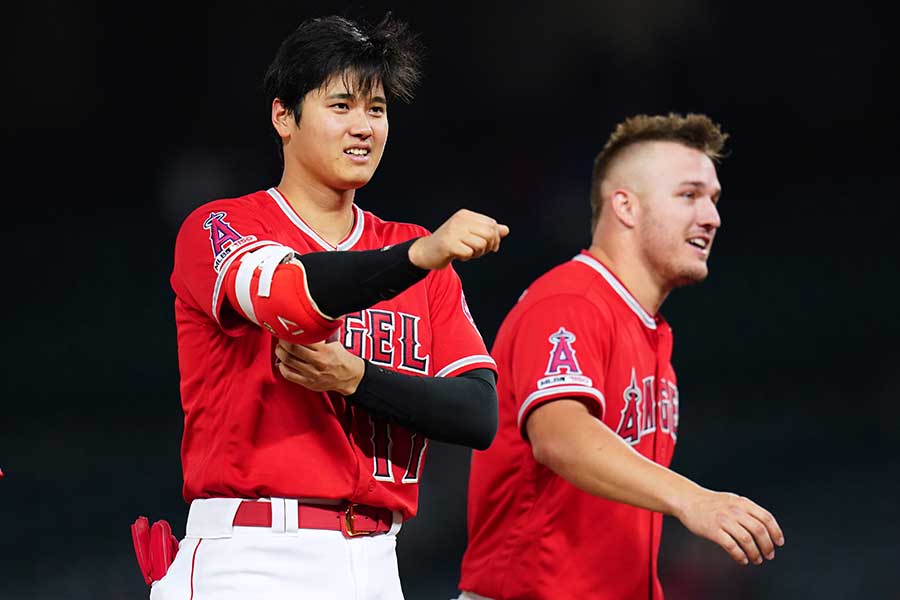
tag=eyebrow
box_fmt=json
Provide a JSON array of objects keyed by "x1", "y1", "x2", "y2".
[
  {"x1": 325, "y1": 93, "x2": 388, "y2": 104},
  {"x1": 679, "y1": 180, "x2": 723, "y2": 198}
]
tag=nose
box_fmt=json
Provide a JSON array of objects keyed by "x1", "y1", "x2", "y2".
[
  {"x1": 350, "y1": 108, "x2": 373, "y2": 139},
  {"x1": 699, "y1": 197, "x2": 721, "y2": 230}
]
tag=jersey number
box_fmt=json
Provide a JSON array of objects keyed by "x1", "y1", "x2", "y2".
[{"x1": 370, "y1": 417, "x2": 428, "y2": 483}]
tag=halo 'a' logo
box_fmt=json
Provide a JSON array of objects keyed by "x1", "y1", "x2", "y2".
[
  {"x1": 545, "y1": 327, "x2": 582, "y2": 375},
  {"x1": 203, "y1": 212, "x2": 242, "y2": 256}
]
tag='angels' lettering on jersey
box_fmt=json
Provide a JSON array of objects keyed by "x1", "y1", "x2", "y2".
[
  {"x1": 342, "y1": 309, "x2": 430, "y2": 375},
  {"x1": 616, "y1": 368, "x2": 679, "y2": 444}
]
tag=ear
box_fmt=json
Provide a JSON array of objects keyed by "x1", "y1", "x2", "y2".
[
  {"x1": 271, "y1": 98, "x2": 295, "y2": 140},
  {"x1": 609, "y1": 188, "x2": 638, "y2": 228}
]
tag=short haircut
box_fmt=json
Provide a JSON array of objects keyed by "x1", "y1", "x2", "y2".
[
  {"x1": 263, "y1": 14, "x2": 424, "y2": 151},
  {"x1": 589, "y1": 113, "x2": 728, "y2": 230}
]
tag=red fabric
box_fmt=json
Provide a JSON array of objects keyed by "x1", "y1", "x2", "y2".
[
  {"x1": 131, "y1": 517, "x2": 179, "y2": 585},
  {"x1": 460, "y1": 252, "x2": 677, "y2": 600},
  {"x1": 171, "y1": 189, "x2": 496, "y2": 520}
]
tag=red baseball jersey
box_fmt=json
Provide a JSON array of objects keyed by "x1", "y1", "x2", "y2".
[
  {"x1": 170, "y1": 188, "x2": 495, "y2": 520},
  {"x1": 460, "y1": 251, "x2": 679, "y2": 600}
]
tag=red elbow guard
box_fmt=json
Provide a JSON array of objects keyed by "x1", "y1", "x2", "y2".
[{"x1": 225, "y1": 245, "x2": 340, "y2": 343}]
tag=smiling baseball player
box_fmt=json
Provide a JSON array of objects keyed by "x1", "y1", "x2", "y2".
[
  {"x1": 458, "y1": 114, "x2": 784, "y2": 600},
  {"x1": 139, "y1": 15, "x2": 507, "y2": 600}
]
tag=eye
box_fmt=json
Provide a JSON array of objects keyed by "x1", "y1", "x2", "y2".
[
  {"x1": 681, "y1": 191, "x2": 696, "y2": 200},
  {"x1": 369, "y1": 105, "x2": 386, "y2": 116},
  {"x1": 331, "y1": 102, "x2": 350, "y2": 111}
]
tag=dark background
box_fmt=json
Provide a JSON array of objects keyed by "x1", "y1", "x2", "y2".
[{"x1": 3, "y1": 1, "x2": 898, "y2": 598}]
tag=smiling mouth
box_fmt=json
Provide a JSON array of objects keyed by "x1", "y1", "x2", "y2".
[
  {"x1": 687, "y1": 237, "x2": 709, "y2": 251},
  {"x1": 344, "y1": 148, "x2": 369, "y2": 157}
]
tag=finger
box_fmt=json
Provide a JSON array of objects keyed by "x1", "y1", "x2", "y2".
[
  {"x1": 739, "y1": 513, "x2": 776, "y2": 560},
  {"x1": 714, "y1": 530, "x2": 750, "y2": 565},
  {"x1": 460, "y1": 234, "x2": 490, "y2": 259},
  {"x1": 275, "y1": 345, "x2": 316, "y2": 372},
  {"x1": 448, "y1": 239, "x2": 477, "y2": 261},
  {"x1": 722, "y1": 519, "x2": 763, "y2": 565},
  {"x1": 497, "y1": 223, "x2": 510, "y2": 238},
  {"x1": 277, "y1": 361, "x2": 310, "y2": 385},
  {"x1": 745, "y1": 501, "x2": 784, "y2": 547},
  {"x1": 277, "y1": 341, "x2": 319, "y2": 362}
]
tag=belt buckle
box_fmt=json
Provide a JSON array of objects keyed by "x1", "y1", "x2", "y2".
[{"x1": 343, "y1": 503, "x2": 376, "y2": 537}]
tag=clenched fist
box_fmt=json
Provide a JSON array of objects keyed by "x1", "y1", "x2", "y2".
[{"x1": 408, "y1": 209, "x2": 509, "y2": 271}]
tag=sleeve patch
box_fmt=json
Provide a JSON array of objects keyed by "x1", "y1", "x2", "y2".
[
  {"x1": 537, "y1": 373, "x2": 593, "y2": 389},
  {"x1": 544, "y1": 327, "x2": 583, "y2": 375},
  {"x1": 203, "y1": 211, "x2": 258, "y2": 272}
]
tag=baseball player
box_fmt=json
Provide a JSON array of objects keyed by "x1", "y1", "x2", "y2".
[
  {"x1": 458, "y1": 114, "x2": 785, "y2": 599},
  {"x1": 139, "y1": 15, "x2": 507, "y2": 600}
]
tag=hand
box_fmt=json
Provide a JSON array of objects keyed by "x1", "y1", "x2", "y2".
[
  {"x1": 275, "y1": 339, "x2": 365, "y2": 396},
  {"x1": 408, "y1": 209, "x2": 510, "y2": 270},
  {"x1": 674, "y1": 488, "x2": 785, "y2": 566}
]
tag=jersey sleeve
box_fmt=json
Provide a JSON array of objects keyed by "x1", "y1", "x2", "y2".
[
  {"x1": 171, "y1": 202, "x2": 281, "y2": 335},
  {"x1": 426, "y1": 265, "x2": 497, "y2": 378},
  {"x1": 512, "y1": 295, "x2": 613, "y2": 437}
]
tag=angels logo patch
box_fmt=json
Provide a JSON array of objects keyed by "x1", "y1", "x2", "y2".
[
  {"x1": 537, "y1": 327, "x2": 593, "y2": 389},
  {"x1": 204, "y1": 211, "x2": 257, "y2": 272}
]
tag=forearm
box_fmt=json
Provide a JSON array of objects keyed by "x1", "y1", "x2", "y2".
[
  {"x1": 530, "y1": 401, "x2": 702, "y2": 516},
  {"x1": 346, "y1": 366, "x2": 498, "y2": 450},
  {"x1": 296, "y1": 238, "x2": 428, "y2": 317}
]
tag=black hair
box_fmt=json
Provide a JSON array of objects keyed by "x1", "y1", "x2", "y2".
[{"x1": 264, "y1": 13, "x2": 423, "y2": 150}]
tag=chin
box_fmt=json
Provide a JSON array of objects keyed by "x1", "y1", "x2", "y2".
[{"x1": 669, "y1": 263, "x2": 710, "y2": 288}]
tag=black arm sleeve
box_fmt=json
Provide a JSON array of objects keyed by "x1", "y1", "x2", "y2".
[
  {"x1": 345, "y1": 366, "x2": 498, "y2": 450},
  {"x1": 296, "y1": 238, "x2": 428, "y2": 318}
]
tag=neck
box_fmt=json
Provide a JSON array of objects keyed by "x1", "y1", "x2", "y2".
[
  {"x1": 587, "y1": 242, "x2": 670, "y2": 316},
  {"x1": 277, "y1": 170, "x2": 357, "y2": 246}
]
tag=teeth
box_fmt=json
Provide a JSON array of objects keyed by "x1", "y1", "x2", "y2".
[
  {"x1": 345, "y1": 148, "x2": 368, "y2": 156},
  {"x1": 688, "y1": 238, "x2": 708, "y2": 249}
]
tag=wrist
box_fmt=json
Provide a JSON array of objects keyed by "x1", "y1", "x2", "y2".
[
  {"x1": 667, "y1": 480, "x2": 706, "y2": 521},
  {"x1": 341, "y1": 356, "x2": 367, "y2": 396},
  {"x1": 408, "y1": 237, "x2": 428, "y2": 270}
]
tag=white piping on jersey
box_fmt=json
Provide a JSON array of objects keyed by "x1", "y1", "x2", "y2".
[
  {"x1": 211, "y1": 240, "x2": 278, "y2": 324},
  {"x1": 571, "y1": 254, "x2": 657, "y2": 330},
  {"x1": 517, "y1": 385, "x2": 606, "y2": 429},
  {"x1": 434, "y1": 355, "x2": 497, "y2": 378},
  {"x1": 233, "y1": 245, "x2": 296, "y2": 325},
  {"x1": 267, "y1": 188, "x2": 365, "y2": 252}
]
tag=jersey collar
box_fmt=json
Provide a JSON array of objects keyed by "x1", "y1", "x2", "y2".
[
  {"x1": 266, "y1": 187, "x2": 365, "y2": 251},
  {"x1": 571, "y1": 252, "x2": 658, "y2": 330}
]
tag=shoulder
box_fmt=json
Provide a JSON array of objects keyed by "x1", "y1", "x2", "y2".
[
  {"x1": 179, "y1": 190, "x2": 271, "y2": 231},
  {"x1": 518, "y1": 257, "x2": 613, "y2": 311}
]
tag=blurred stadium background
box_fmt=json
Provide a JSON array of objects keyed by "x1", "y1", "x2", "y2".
[{"x1": 2, "y1": 1, "x2": 898, "y2": 598}]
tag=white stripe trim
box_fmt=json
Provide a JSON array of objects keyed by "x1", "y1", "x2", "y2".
[
  {"x1": 255, "y1": 246, "x2": 295, "y2": 297},
  {"x1": 232, "y1": 245, "x2": 295, "y2": 325},
  {"x1": 338, "y1": 205, "x2": 365, "y2": 250},
  {"x1": 210, "y1": 240, "x2": 277, "y2": 324},
  {"x1": 266, "y1": 188, "x2": 365, "y2": 252},
  {"x1": 517, "y1": 385, "x2": 606, "y2": 429},
  {"x1": 571, "y1": 254, "x2": 657, "y2": 329},
  {"x1": 235, "y1": 256, "x2": 261, "y2": 325},
  {"x1": 434, "y1": 355, "x2": 496, "y2": 378}
]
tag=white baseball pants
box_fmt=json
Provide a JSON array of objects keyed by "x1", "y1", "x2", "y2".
[{"x1": 149, "y1": 498, "x2": 405, "y2": 600}]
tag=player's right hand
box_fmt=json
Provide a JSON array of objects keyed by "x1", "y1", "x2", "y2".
[
  {"x1": 676, "y1": 489, "x2": 784, "y2": 566},
  {"x1": 408, "y1": 209, "x2": 509, "y2": 270}
]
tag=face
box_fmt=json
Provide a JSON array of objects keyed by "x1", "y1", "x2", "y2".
[
  {"x1": 278, "y1": 74, "x2": 388, "y2": 191},
  {"x1": 632, "y1": 142, "x2": 722, "y2": 288}
]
